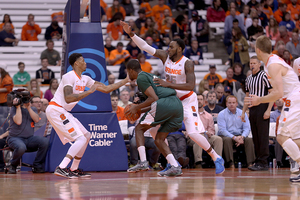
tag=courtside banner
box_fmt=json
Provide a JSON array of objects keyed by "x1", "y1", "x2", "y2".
[{"x1": 46, "y1": 113, "x2": 128, "y2": 172}]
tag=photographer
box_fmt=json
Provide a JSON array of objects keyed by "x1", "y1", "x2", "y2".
[{"x1": 6, "y1": 94, "x2": 49, "y2": 174}]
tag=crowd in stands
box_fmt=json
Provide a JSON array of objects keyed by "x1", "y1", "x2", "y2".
[{"x1": 0, "y1": 0, "x2": 300, "y2": 172}]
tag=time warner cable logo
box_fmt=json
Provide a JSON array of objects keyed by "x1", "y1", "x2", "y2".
[{"x1": 88, "y1": 124, "x2": 117, "y2": 146}]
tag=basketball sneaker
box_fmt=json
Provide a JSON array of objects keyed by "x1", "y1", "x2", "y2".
[
  {"x1": 290, "y1": 159, "x2": 299, "y2": 173},
  {"x1": 159, "y1": 161, "x2": 182, "y2": 173},
  {"x1": 54, "y1": 167, "x2": 78, "y2": 179},
  {"x1": 157, "y1": 165, "x2": 182, "y2": 177},
  {"x1": 290, "y1": 174, "x2": 300, "y2": 182},
  {"x1": 214, "y1": 157, "x2": 225, "y2": 174},
  {"x1": 72, "y1": 168, "x2": 91, "y2": 177},
  {"x1": 127, "y1": 160, "x2": 149, "y2": 173}
]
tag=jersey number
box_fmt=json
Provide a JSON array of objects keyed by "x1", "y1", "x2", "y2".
[
  {"x1": 285, "y1": 100, "x2": 291, "y2": 107},
  {"x1": 166, "y1": 74, "x2": 177, "y2": 84}
]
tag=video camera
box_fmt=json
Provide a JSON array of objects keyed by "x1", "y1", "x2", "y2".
[
  {"x1": 7, "y1": 89, "x2": 31, "y2": 107},
  {"x1": 133, "y1": 91, "x2": 147, "y2": 104}
]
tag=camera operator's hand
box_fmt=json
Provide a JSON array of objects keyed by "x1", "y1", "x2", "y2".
[
  {"x1": 13, "y1": 98, "x2": 20, "y2": 107},
  {"x1": 23, "y1": 102, "x2": 31, "y2": 109}
]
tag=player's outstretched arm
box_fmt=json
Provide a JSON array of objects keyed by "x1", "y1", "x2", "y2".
[
  {"x1": 153, "y1": 59, "x2": 195, "y2": 91},
  {"x1": 120, "y1": 20, "x2": 168, "y2": 63},
  {"x1": 94, "y1": 76, "x2": 129, "y2": 93},
  {"x1": 64, "y1": 84, "x2": 98, "y2": 104}
]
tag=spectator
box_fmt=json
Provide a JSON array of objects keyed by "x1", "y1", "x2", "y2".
[
  {"x1": 207, "y1": 0, "x2": 226, "y2": 22},
  {"x1": 245, "y1": 9, "x2": 262, "y2": 34},
  {"x1": 233, "y1": 62, "x2": 247, "y2": 84},
  {"x1": 247, "y1": 0, "x2": 259, "y2": 9},
  {"x1": 217, "y1": 95, "x2": 255, "y2": 168},
  {"x1": 13, "y1": 62, "x2": 31, "y2": 85},
  {"x1": 261, "y1": 0, "x2": 273, "y2": 19},
  {"x1": 235, "y1": 0, "x2": 245, "y2": 13},
  {"x1": 118, "y1": 61, "x2": 128, "y2": 80},
  {"x1": 229, "y1": 27, "x2": 250, "y2": 69},
  {"x1": 265, "y1": 17, "x2": 280, "y2": 40},
  {"x1": 40, "y1": 98, "x2": 49, "y2": 113},
  {"x1": 28, "y1": 79, "x2": 43, "y2": 98},
  {"x1": 202, "y1": 90, "x2": 209, "y2": 105},
  {"x1": 224, "y1": 19, "x2": 246, "y2": 55},
  {"x1": 121, "y1": 0, "x2": 135, "y2": 16},
  {"x1": 224, "y1": 7, "x2": 244, "y2": 33},
  {"x1": 135, "y1": 9, "x2": 147, "y2": 30},
  {"x1": 198, "y1": 79, "x2": 210, "y2": 94},
  {"x1": 107, "y1": 16, "x2": 123, "y2": 41},
  {"x1": 287, "y1": 0, "x2": 300, "y2": 21},
  {"x1": 188, "y1": 11, "x2": 209, "y2": 53},
  {"x1": 21, "y1": 14, "x2": 41, "y2": 41},
  {"x1": 125, "y1": 80, "x2": 138, "y2": 102},
  {"x1": 151, "y1": 32, "x2": 164, "y2": 50},
  {"x1": 44, "y1": 78, "x2": 58, "y2": 102},
  {"x1": 185, "y1": 40, "x2": 203, "y2": 65},
  {"x1": 140, "y1": 17, "x2": 154, "y2": 39},
  {"x1": 111, "y1": 94, "x2": 126, "y2": 121},
  {"x1": 167, "y1": 123, "x2": 189, "y2": 168},
  {"x1": 187, "y1": 94, "x2": 223, "y2": 168},
  {"x1": 274, "y1": 3, "x2": 287, "y2": 23},
  {"x1": 225, "y1": 2, "x2": 241, "y2": 16},
  {"x1": 126, "y1": 39, "x2": 141, "y2": 59},
  {"x1": 283, "y1": 50, "x2": 292, "y2": 65},
  {"x1": 104, "y1": 36, "x2": 116, "y2": 62},
  {"x1": 275, "y1": 26, "x2": 291, "y2": 45},
  {"x1": 239, "y1": 5, "x2": 250, "y2": 26},
  {"x1": 204, "y1": 64, "x2": 223, "y2": 89},
  {"x1": 152, "y1": 0, "x2": 172, "y2": 23},
  {"x1": 0, "y1": 14, "x2": 15, "y2": 34},
  {"x1": 214, "y1": 83, "x2": 226, "y2": 105},
  {"x1": 269, "y1": 0, "x2": 279, "y2": 12},
  {"x1": 270, "y1": 99, "x2": 283, "y2": 122},
  {"x1": 106, "y1": 0, "x2": 126, "y2": 21},
  {"x1": 123, "y1": 19, "x2": 140, "y2": 40},
  {"x1": 204, "y1": 91, "x2": 224, "y2": 123},
  {"x1": 140, "y1": 0, "x2": 152, "y2": 18},
  {"x1": 0, "y1": 130, "x2": 9, "y2": 172},
  {"x1": 30, "y1": 96, "x2": 47, "y2": 132},
  {"x1": 171, "y1": 15, "x2": 186, "y2": 40},
  {"x1": 286, "y1": 29, "x2": 300, "y2": 58},
  {"x1": 222, "y1": 67, "x2": 237, "y2": 84},
  {"x1": 118, "y1": 89, "x2": 132, "y2": 108},
  {"x1": 6, "y1": 95, "x2": 49, "y2": 174},
  {"x1": 279, "y1": 12, "x2": 296, "y2": 32},
  {"x1": 108, "y1": 42, "x2": 130, "y2": 65},
  {"x1": 40, "y1": 40, "x2": 61, "y2": 66},
  {"x1": 273, "y1": 42, "x2": 292, "y2": 59},
  {"x1": 51, "y1": 11, "x2": 64, "y2": 22},
  {"x1": 0, "y1": 22, "x2": 18, "y2": 46},
  {"x1": 0, "y1": 64, "x2": 13, "y2": 106},
  {"x1": 143, "y1": 37, "x2": 158, "y2": 59},
  {"x1": 108, "y1": 73, "x2": 120, "y2": 96},
  {"x1": 137, "y1": 53, "x2": 152, "y2": 73},
  {"x1": 256, "y1": 3, "x2": 269, "y2": 28},
  {"x1": 36, "y1": 58, "x2": 55, "y2": 84},
  {"x1": 247, "y1": 17, "x2": 263, "y2": 40},
  {"x1": 44, "y1": 21, "x2": 62, "y2": 40},
  {"x1": 161, "y1": 16, "x2": 173, "y2": 44}
]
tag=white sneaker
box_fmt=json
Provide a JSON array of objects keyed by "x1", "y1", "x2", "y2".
[{"x1": 290, "y1": 159, "x2": 299, "y2": 173}]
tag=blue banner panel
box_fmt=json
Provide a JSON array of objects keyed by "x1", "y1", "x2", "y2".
[{"x1": 46, "y1": 113, "x2": 128, "y2": 172}]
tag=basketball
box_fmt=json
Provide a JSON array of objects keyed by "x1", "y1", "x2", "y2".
[{"x1": 124, "y1": 104, "x2": 141, "y2": 121}]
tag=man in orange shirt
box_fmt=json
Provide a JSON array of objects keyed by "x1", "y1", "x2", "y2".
[
  {"x1": 152, "y1": 0, "x2": 172, "y2": 22},
  {"x1": 106, "y1": 0, "x2": 126, "y2": 21},
  {"x1": 109, "y1": 42, "x2": 131, "y2": 65},
  {"x1": 222, "y1": 67, "x2": 237, "y2": 84},
  {"x1": 21, "y1": 14, "x2": 42, "y2": 41},
  {"x1": 274, "y1": 3, "x2": 287, "y2": 23},
  {"x1": 261, "y1": 0, "x2": 273, "y2": 19},
  {"x1": 107, "y1": 17, "x2": 123, "y2": 41},
  {"x1": 204, "y1": 65, "x2": 223, "y2": 89},
  {"x1": 111, "y1": 94, "x2": 126, "y2": 121},
  {"x1": 287, "y1": 0, "x2": 300, "y2": 20},
  {"x1": 0, "y1": 64, "x2": 14, "y2": 106}
]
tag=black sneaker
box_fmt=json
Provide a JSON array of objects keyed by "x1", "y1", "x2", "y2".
[
  {"x1": 290, "y1": 174, "x2": 300, "y2": 182},
  {"x1": 72, "y1": 168, "x2": 91, "y2": 178},
  {"x1": 248, "y1": 163, "x2": 268, "y2": 171},
  {"x1": 32, "y1": 167, "x2": 45, "y2": 173},
  {"x1": 5, "y1": 165, "x2": 17, "y2": 174},
  {"x1": 54, "y1": 167, "x2": 78, "y2": 179}
]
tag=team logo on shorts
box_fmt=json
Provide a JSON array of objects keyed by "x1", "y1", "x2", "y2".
[
  {"x1": 195, "y1": 122, "x2": 198, "y2": 126},
  {"x1": 191, "y1": 106, "x2": 196, "y2": 112}
]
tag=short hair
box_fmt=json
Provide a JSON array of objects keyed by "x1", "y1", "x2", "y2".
[
  {"x1": 207, "y1": 90, "x2": 217, "y2": 98},
  {"x1": 256, "y1": 35, "x2": 272, "y2": 54},
  {"x1": 279, "y1": 25, "x2": 287, "y2": 32},
  {"x1": 232, "y1": 62, "x2": 242, "y2": 72},
  {"x1": 41, "y1": 58, "x2": 48, "y2": 61},
  {"x1": 51, "y1": 21, "x2": 58, "y2": 27},
  {"x1": 226, "y1": 95, "x2": 237, "y2": 103},
  {"x1": 46, "y1": 39, "x2": 54, "y2": 46},
  {"x1": 18, "y1": 62, "x2": 25, "y2": 67},
  {"x1": 173, "y1": 38, "x2": 185, "y2": 52},
  {"x1": 233, "y1": 19, "x2": 239, "y2": 23},
  {"x1": 117, "y1": 42, "x2": 124, "y2": 47},
  {"x1": 110, "y1": 93, "x2": 119, "y2": 99},
  {"x1": 120, "y1": 88, "x2": 129, "y2": 94},
  {"x1": 69, "y1": 53, "x2": 83, "y2": 66},
  {"x1": 292, "y1": 28, "x2": 299, "y2": 33},
  {"x1": 226, "y1": 67, "x2": 234, "y2": 72},
  {"x1": 250, "y1": 55, "x2": 260, "y2": 62},
  {"x1": 137, "y1": 53, "x2": 145, "y2": 60},
  {"x1": 28, "y1": 13, "x2": 34, "y2": 18},
  {"x1": 215, "y1": 83, "x2": 224, "y2": 89},
  {"x1": 278, "y1": 3, "x2": 287, "y2": 7},
  {"x1": 253, "y1": 16, "x2": 259, "y2": 20},
  {"x1": 30, "y1": 96, "x2": 40, "y2": 103},
  {"x1": 197, "y1": 93, "x2": 204, "y2": 98},
  {"x1": 126, "y1": 59, "x2": 141, "y2": 72}
]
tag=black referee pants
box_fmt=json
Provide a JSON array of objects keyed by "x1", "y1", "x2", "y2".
[{"x1": 249, "y1": 103, "x2": 270, "y2": 166}]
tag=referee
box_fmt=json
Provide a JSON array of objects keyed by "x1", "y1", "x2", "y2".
[{"x1": 241, "y1": 56, "x2": 273, "y2": 171}]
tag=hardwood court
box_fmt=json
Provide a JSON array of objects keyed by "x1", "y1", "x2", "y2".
[{"x1": 0, "y1": 168, "x2": 299, "y2": 199}]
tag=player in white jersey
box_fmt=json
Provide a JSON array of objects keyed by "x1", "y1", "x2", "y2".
[
  {"x1": 46, "y1": 53, "x2": 129, "y2": 179},
  {"x1": 121, "y1": 21, "x2": 225, "y2": 174},
  {"x1": 292, "y1": 57, "x2": 300, "y2": 77},
  {"x1": 245, "y1": 36, "x2": 300, "y2": 182}
]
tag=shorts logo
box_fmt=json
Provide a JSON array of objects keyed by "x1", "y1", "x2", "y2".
[
  {"x1": 191, "y1": 106, "x2": 196, "y2": 112},
  {"x1": 195, "y1": 122, "x2": 198, "y2": 126}
]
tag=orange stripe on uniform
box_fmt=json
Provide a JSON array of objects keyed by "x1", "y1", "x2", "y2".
[
  {"x1": 68, "y1": 128, "x2": 75, "y2": 133},
  {"x1": 180, "y1": 91, "x2": 194, "y2": 101},
  {"x1": 283, "y1": 118, "x2": 286, "y2": 122},
  {"x1": 49, "y1": 101, "x2": 63, "y2": 108}
]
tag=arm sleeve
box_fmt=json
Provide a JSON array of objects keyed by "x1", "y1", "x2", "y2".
[
  {"x1": 131, "y1": 34, "x2": 156, "y2": 56},
  {"x1": 263, "y1": 73, "x2": 272, "y2": 89}
]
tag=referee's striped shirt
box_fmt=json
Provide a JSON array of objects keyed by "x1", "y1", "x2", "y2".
[{"x1": 245, "y1": 70, "x2": 272, "y2": 97}]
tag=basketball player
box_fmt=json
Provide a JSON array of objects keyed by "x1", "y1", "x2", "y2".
[
  {"x1": 121, "y1": 21, "x2": 225, "y2": 174},
  {"x1": 46, "y1": 53, "x2": 129, "y2": 179},
  {"x1": 245, "y1": 36, "x2": 300, "y2": 182},
  {"x1": 126, "y1": 59, "x2": 184, "y2": 176},
  {"x1": 292, "y1": 57, "x2": 300, "y2": 78}
]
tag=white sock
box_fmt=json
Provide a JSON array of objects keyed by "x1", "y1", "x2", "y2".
[
  {"x1": 138, "y1": 146, "x2": 147, "y2": 162},
  {"x1": 70, "y1": 133, "x2": 91, "y2": 171},
  {"x1": 282, "y1": 138, "x2": 300, "y2": 161},
  {"x1": 166, "y1": 154, "x2": 178, "y2": 167},
  {"x1": 59, "y1": 135, "x2": 87, "y2": 169},
  {"x1": 207, "y1": 148, "x2": 219, "y2": 162}
]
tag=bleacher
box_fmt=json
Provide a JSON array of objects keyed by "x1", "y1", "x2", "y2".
[{"x1": 0, "y1": 0, "x2": 227, "y2": 94}]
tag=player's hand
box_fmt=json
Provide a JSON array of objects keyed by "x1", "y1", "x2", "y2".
[
  {"x1": 120, "y1": 21, "x2": 133, "y2": 36},
  {"x1": 89, "y1": 84, "x2": 98, "y2": 94},
  {"x1": 153, "y1": 77, "x2": 169, "y2": 87},
  {"x1": 263, "y1": 110, "x2": 270, "y2": 119},
  {"x1": 125, "y1": 104, "x2": 138, "y2": 116},
  {"x1": 241, "y1": 113, "x2": 245, "y2": 122},
  {"x1": 244, "y1": 94, "x2": 261, "y2": 108}
]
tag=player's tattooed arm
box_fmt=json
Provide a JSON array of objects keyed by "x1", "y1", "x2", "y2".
[
  {"x1": 94, "y1": 75, "x2": 129, "y2": 93},
  {"x1": 153, "y1": 49, "x2": 168, "y2": 64},
  {"x1": 64, "y1": 85, "x2": 97, "y2": 103}
]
